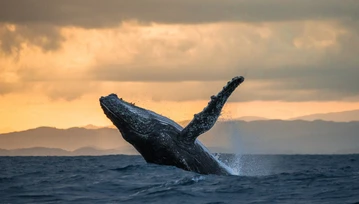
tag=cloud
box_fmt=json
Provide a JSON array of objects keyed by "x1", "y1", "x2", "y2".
[
  {"x1": 0, "y1": 23, "x2": 65, "y2": 54},
  {"x1": 86, "y1": 21, "x2": 359, "y2": 101},
  {"x1": 0, "y1": 0, "x2": 358, "y2": 55},
  {"x1": 0, "y1": 82, "x2": 19, "y2": 95},
  {"x1": 0, "y1": 19, "x2": 358, "y2": 102},
  {"x1": 0, "y1": 0, "x2": 358, "y2": 27},
  {"x1": 34, "y1": 81, "x2": 100, "y2": 101}
]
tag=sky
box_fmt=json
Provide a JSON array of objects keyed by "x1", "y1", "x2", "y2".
[{"x1": 1, "y1": 0, "x2": 359, "y2": 132}]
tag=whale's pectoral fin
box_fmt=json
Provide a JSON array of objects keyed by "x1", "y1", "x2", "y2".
[{"x1": 180, "y1": 76, "x2": 245, "y2": 143}]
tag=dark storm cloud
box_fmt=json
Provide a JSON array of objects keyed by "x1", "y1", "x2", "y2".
[{"x1": 0, "y1": 0, "x2": 358, "y2": 27}]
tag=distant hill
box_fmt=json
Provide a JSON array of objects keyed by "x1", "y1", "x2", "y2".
[
  {"x1": 83, "y1": 124, "x2": 115, "y2": 129},
  {"x1": 292, "y1": 109, "x2": 359, "y2": 122},
  {"x1": 0, "y1": 127, "x2": 128, "y2": 151},
  {"x1": 83, "y1": 124, "x2": 103, "y2": 129},
  {"x1": 1, "y1": 120, "x2": 359, "y2": 155},
  {"x1": 236, "y1": 116, "x2": 269, "y2": 121},
  {"x1": 0, "y1": 147, "x2": 138, "y2": 156},
  {"x1": 72, "y1": 146, "x2": 137, "y2": 155},
  {"x1": 200, "y1": 120, "x2": 359, "y2": 154},
  {"x1": 0, "y1": 147, "x2": 71, "y2": 156}
]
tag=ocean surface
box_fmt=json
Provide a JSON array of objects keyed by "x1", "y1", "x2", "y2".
[{"x1": 1, "y1": 154, "x2": 359, "y2": 204}]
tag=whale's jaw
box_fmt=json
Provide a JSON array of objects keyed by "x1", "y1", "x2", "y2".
[
  {"x1": 100, "y1": 94, "x2": 181, "y2": 143},
  {"x1": 100, "y1": 94, "x2": 151, "y2": 139}
]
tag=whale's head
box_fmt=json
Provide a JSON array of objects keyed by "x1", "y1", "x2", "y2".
[{"x1": 99, "y1": 94, "x2": 182, "y2": 145}]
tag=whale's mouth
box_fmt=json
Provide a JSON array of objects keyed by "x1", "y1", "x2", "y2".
[
  {"x1": 100, "y1": 101, "x2": 118, "y2": 121},
  {"x1": 99, "y1": 99, "x2": 128, "y2": 132}
]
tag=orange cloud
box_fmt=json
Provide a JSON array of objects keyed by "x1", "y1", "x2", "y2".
[
  {"x1": 2, "y1": 20, "x2": 357, "y2": 102},
  {"x1": 1, "y1": 14, "x2": 359, "y2": 131}
]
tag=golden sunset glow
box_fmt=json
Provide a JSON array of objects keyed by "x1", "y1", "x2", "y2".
[{"x1": 1, "y1": 1, "x2": 358, "y2": 133}]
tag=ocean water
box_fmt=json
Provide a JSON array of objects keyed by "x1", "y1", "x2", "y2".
[{"x1": 1, "y1": 155, "x2": 359, "y2": 204}]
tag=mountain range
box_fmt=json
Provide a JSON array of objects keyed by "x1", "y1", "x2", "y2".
[
  {"x1": 291, "y1": 109, "x2": 359, "y2": 122},
  {"x1": 236, "y1": 109, "x2": 359, "y2": 122},
  {"x1": 1, "y1": 119, "x2": 359, "y2": 155},
  {"x1": 0, "y1": 146, "x2": 137, "y2": 156}
]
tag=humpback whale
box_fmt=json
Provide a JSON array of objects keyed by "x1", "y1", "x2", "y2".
[{"x1": 99, "y1": 76, "x2": 244, "y2": 175}]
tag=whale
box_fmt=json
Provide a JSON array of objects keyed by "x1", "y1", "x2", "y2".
[{"x1": 99, "y1": 76, "x2": 244, "y2": 175}]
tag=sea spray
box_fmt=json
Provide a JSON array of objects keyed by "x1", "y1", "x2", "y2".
[
  {"x1": 218, "y1": 120, "x2": 272, "y2": 176},
  {"x1": 226, "y1": 120, "x2": 245, "y2": 175}
]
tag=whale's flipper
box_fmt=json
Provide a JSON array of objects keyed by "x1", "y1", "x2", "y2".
[{"x1": 180, "y1": 76, "x2": 245, "y2": 143}]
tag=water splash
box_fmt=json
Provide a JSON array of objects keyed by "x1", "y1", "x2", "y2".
[
  {"x1": 191, "y1": 175, "x2": 205, "y2": 182},
  {"x1": 214, "y1": 153, "x2": 242, "y2": 176},
  {"x1": 225, "y1": 120, "x2": 245, "y2": 176},
  {"x1": 228, "y1": 154, "x2": 243, "y2": 176},
  {"x1": 218, "y1": 121, "x2": 273, "y2": 176}
]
